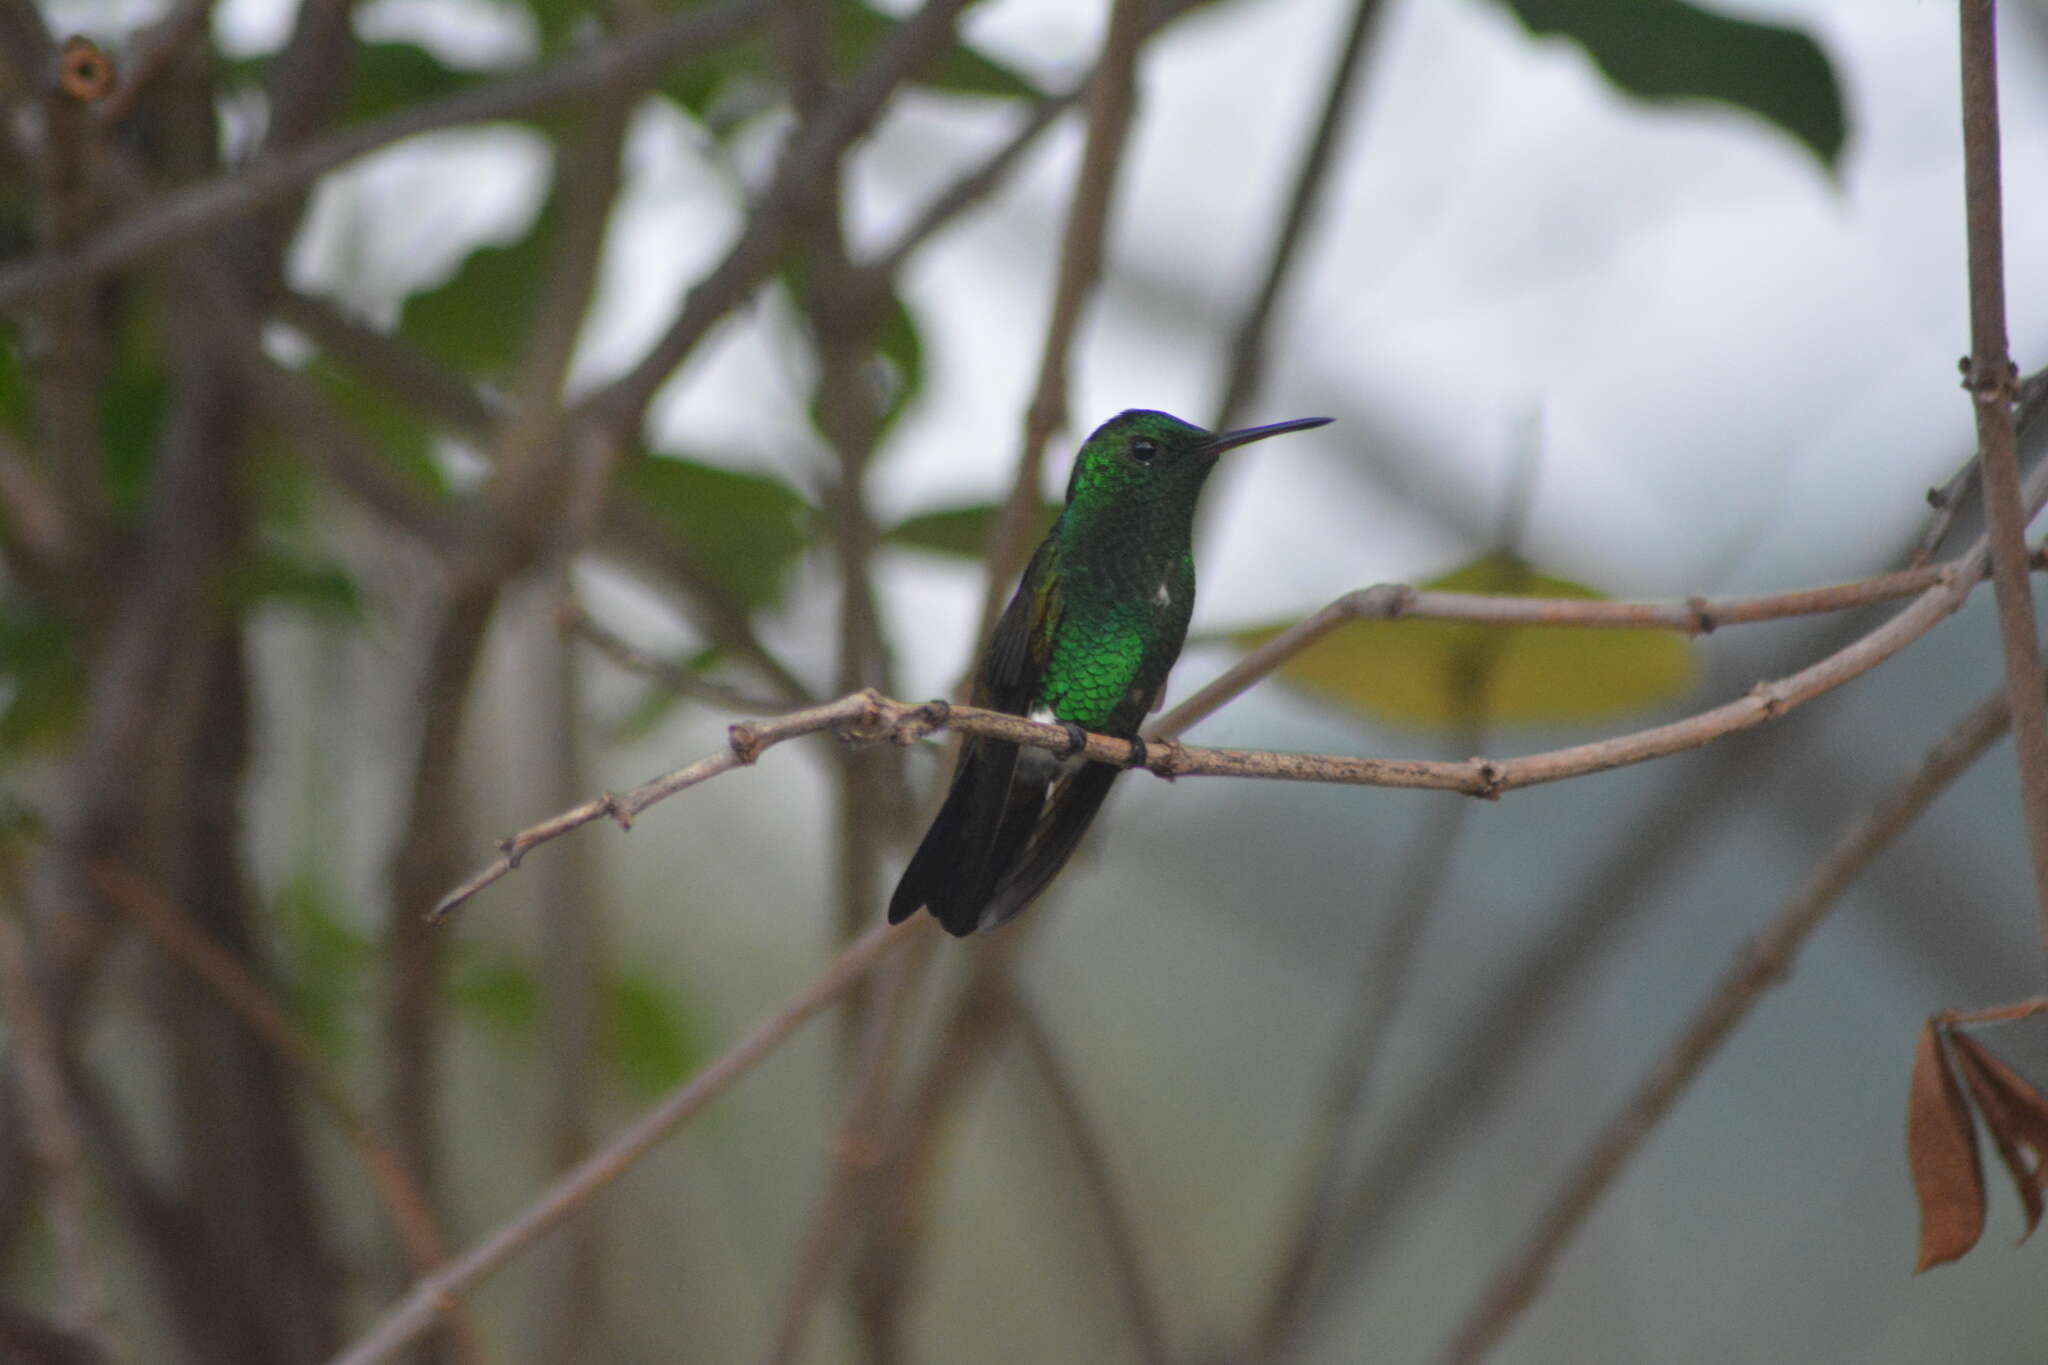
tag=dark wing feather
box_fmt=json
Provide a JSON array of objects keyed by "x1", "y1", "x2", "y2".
[
  {"x1": 973, "y1": 759, "x2": 1121, "y2": 930},
  {"x1": 888, "y1": 541, "x2": 1065, "y2": 935}
]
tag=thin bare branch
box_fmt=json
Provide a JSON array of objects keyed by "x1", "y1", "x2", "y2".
[
  {"x1": 0, "y1": 914, "x2": 120, "y2": 1360},
  {"x1": 95, "y1": 0, "x2": 216, "y2": 126},
  {"x1": 0, "y1": 429, "x2": 72, "y2": 572},
  {"x1": 754, "y1": 944, "x2": 921, "y2": 1365},
  {"x1": 587, "y1": 0, "x2": 977, "y2": 432},
  {"x1": 434, "y1": 543, "x2": 2022, "y2": 923},
  {"x1": 1437, "y1": 678, "x2": 2023, "y2": 1364},
  {"x1": 1956, "y1": 0, "x2": 2048, "y2": 952},
  {"x1": 1212, "y1": 0, "x2": 1389, "y2": 430},
  {"x1": 86, "y1": 864, "x2": 491, "y2": 1365},
  {"x1": 1912, "y1": 368, "x2": 2048, "y2": 564},
  {"x1": 529, "y1": 581, "x2": 605, "y2": 1365},
  {"x1": 1006, "y1": 984, "x2": 1173, "y2": 1365},
  {"x1": 975, "y1": 0, "x2": 1152, "y2": 643},
  {"x1": 328, "y1": 918, "x2": 923, "y2": 1365},
  {"x1": 870, "y1": 85, "x2": 1081, "y2": 277},
  {"x1": 1942, "y1": 996, "x2": 2048, "y2": 1028},
  {"x1": 1159, "y1": 555, "x2": 2047, "y2": 741},
  {"x1": 563, "y1": 599, "x2": 802, "y2": 715},
  {"x1": 598, "y1": 502, "x2": 819, "y2": 705},
  {"x1": 272, "y1": 288, "x2": 499, "y2": 434},
  {"x1": 0, "y1": 0, "x2": 764, "y2": 310}
]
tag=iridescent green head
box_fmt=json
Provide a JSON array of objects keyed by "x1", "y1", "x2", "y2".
[{"x1": 1061, "y1": 409, "x2": 1332, "y2": 511}]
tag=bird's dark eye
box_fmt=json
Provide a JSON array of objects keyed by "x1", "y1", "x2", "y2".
[{"x1": 1129, "y1": 437, "x2": 1159, "y2": 464}]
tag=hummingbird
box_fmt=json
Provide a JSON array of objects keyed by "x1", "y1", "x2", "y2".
[{"x1": 887, "y1": 408, "x2": 1332, "y2": 936}]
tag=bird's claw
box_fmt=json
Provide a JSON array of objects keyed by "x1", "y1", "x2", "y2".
[
  {"x1": 1059, "y1": 720, "x2": 1089, "y2": 758},
  {"x1": 1122, "y1": 735, "x2": 1148, "y2": 771}
]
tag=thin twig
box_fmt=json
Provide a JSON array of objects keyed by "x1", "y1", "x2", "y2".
[
  {"x1": 598, "y1": 502, "x2": 819, "y2": 706},
  {"x1": 1158, "y1": 555, "x2": 2048, "y2": 742},
  {"x1": 1212, "y1": 0, "x2": 1389, "y2": 430},
  {"x1": 586, "y1": 0, "x2": 977, "y2": 432},
  {"x1": 1296, "y1": 727, "x2": 1779, "y2": 1348},
  {"x1": 530, "y1": 577, "x2": 605, "y2": 1365},
  {"x1": 1249, "y1": 797, "x2": 1471, "y2": 1360},
  {"x1": 1956, "y1": 0, "x2": 2048, "y2": 953},
  {"x1": 563, "y1": 599, "x2": 801, "y2": 715},
  {"x1": 95, "y1": 0, "x2": 216, "y2": 126},
  {"x1": 975, "y1": 0, "x2": 1152, "y2": 644},
  {"x1": 434, "y1": 544, "x2": 2019, "y2": 922},
  {"x1": 0, "y1": 913, "x2": 120, "y2": 1360},
  {"x1": 870, "y1": 85, "x2": 1082, "y2": 277},
  {"x1": 272, "y1": 288, "x2": 499, "y2": 434},
  {"x1": 0, "y1": 0, "x2": 765, "y2": 310},
  {"x1": 754, "y1": 942, "x2": 921, "y2": 1365},
  {"x1": 1911, "y1": 369, "x2": 2048, "y2": 563},
  {"x1": 1005, "y1": 984, "x2": 1173, "y2": 1365},
  {"x1": 1941, "y1": 996, "x2": 2048, "y2": 1028},
  {"x1": 327, "y1": 918, "x2": 923, "y2": 1365},
  {"x1": 86, "y1": 864, "x2": 492, "y2": 1365},
  {"x1": 1437, "y1": 679, "x2": 2022, "y2": 1364}
]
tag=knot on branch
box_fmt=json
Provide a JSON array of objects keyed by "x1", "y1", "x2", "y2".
[
  {"x1": 728, "y1": 722, "x2": 766, "y2": 765},
  {"x1": 894, "y1": 698, "x2": 953, "y2": 746},
  {"x1": 1349, "y1": 583, "x2": 1412, "y2": 619},
  {"x1": 57, "y1": 37, "x2": 115, "y2": 102},
  {"x1": 496, "y1": 833, "x2": 529, "y2": 870},
  {"x1": 599, "y1": 792, "x2": 633, "y2": 832},
  {"x1": 836, "y1": 689, "x2": 898, "y2": 745},
  {"x1": 1142, "y1": 737, "x2": 1185, "y2": 780},
  {"x1": 1959, "y1": 353, "x2": 2021, "y2": 404},
  {"x1": 1684, "y1": 596, "x2": 1717, "y2": 636},
  {"x1": 1469, "y1": 760, "x2": 1505, "y2": 800},
  {"x1": 1748, "y1": 680, "x2": 1791, "y2": 719}
]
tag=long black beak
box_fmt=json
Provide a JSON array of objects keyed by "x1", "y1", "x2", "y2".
[{"x1": 1203, "y1": 416, "x2": 1333, "y2": 455}]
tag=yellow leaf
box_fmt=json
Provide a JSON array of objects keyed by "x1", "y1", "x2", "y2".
[{"x1": 1233, "y1": 553, "x2": 1695, "y2": 729}]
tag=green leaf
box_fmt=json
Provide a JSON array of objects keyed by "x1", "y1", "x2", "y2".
[
  {"x1": 871, "y1": 288, "x2": 924, "y2": 432},
  {"x1": 399, "y1": 192, "x2": 556, "y2": 375},
  {"x1": 662, "y1": 0, "x2": 1038, "y2": 118},
  {"x1": 832, "y1": 3, "x2": 1040, "y2": 99},
  {"x1": 306, "y1": 359, "x2": 453, "y2": 500},
  {"x1": 605, "y1": 970, "x2": 703, "y2": 1097},
  {"x1": 1494, "y1": 0, "x2": 1845, "y2": 170},
  {"x1": 345, "y1": 42, "x2": 480, "y2": 123},
  {"x1": 0, "y1": 604, "x2": 84, "y2": 755},
  {"x1": 883, "y1": 500, "x2": 1059, "y2": 560},
  {"x1": 217, "y1": 546, "x2": 363, "y2": 618},
  {"x1": 619, "y1": 454, "x2": 813, "y2": 608},
  {"x1": 272, "y1": 871, "x2": 375, "y2": 1057},
  {"x1": 521, "y1": 0, "x2": 593, "y2": 51},
  {"x1": 99, "y1": 290, "x2": 171, "y2": 516},
  {"x1": 0, "y1": 329, "x2": 28, "y2": 440},
  {"x1": 449, "y1": 951, "x2": 541, "y2": 1039},
  {"x1": 1233, "y1": 551, "x2": 1696, "y2": 729},
  {"x1": 608, "y1": 644, "x2": 724, "y2": 742}
]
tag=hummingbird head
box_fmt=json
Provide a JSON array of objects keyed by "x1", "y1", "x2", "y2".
[{"x1": 1062, "y1": 409, "x2": 1332, "y2": 510}]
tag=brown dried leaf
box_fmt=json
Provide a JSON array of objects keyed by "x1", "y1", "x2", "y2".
[
  {"x1": 1950, "y1": 1033, "x2": 2048, "y2": 1191},
  {"x1": 1907, "y1": 1022, "x2": 1984, "y2": 1271},
  {"x1": 1948, "y1": 1034, "x2": 2043, "y2": 1240}
]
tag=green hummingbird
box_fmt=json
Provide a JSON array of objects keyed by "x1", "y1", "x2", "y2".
[{"x1": 887, "y1": 408, "x2": 1332, "y2": 936}]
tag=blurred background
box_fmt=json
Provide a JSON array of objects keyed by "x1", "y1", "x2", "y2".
[{"x1": 6, "y1": 0, "x2": 2048, "y2": 1361}]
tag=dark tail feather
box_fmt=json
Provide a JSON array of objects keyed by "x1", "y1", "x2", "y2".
[
  {"x1": 975, "y1": 761, "x2": 1122, "y2": 930},
  {"x1": 889, "y1": 738, "x2": 1041, "y2": 935}
]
